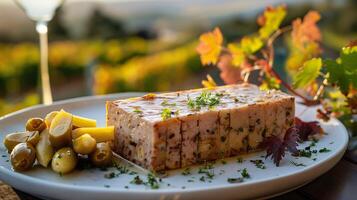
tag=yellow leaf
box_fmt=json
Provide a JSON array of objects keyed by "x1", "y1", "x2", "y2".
[
  {"x1": 228, "y1": 43, "x2": 245, "y2": 67},
  {"x1": 202, "y1": 74, "x2": 217, "y2": 88},
  {"x1": 196, "y1": 27, "x2": 223, "y2": 65},
  {"x1": 240, "y1": 36, "x2": 264, "y2": 54},
  {"x1": 258, "y1": 5, "x2": 287, "y2": 39}
]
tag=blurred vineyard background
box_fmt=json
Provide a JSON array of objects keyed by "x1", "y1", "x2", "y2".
[{"x1": 0, "y1": 0, "x2": 356, "y2": 116}]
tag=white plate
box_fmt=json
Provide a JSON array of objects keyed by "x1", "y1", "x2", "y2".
[{"x1": 0, "y1": 93, "x2": 349, "y2": 200}]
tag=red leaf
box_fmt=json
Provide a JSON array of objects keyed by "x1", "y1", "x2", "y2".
[
  {"x1": 260, "y1": 127, "x2": 299, "y2": 166},
  {"x1": 260, "y1": 117, "x2": 322, "y2": 166},
  {"x1": 294, "y1": 117, "x2": 323, "y2": 141},
  {"x1": 217, "y1": 55, "x2": 243, "y2": 84}
]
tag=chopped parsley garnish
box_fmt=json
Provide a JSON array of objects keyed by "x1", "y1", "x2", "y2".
[
  {"x1": 104, "y1": 185, "x2": 111, "y2": 188},
  {"x1": 221, "y1": 160, "x2": 227, "y2": 165},
  {"x1": 187, "y1": 91, "x2": 221, "y2": 110},
  {"x1": 227, "y1": 177, "x2": 244, "y2": 183},
  {"x1": 250, "y1": 160, "x2": 266, "y2": 169},
  {"x1": 294, "y1": 149, "x2": 314, "y2": 158},
  {"x1": 161, "y1": 108, "x2": 172, "y2": 120},
  {"x1": 182, "y1": 186, "x2": 186, "y2": 189},
  {"x1": 130, "y1": 174, "x2": 160, "y2": 189},
  {"x1": 130, "y1": 176, "x2": 144, "y2": 185},
  {"x1": 187, "y1": 179, "x2": 194, "y2": 182},
  {"x1": 1, "y1": 155, "x2": 6, "y2": 158},
  {"x1": 290, "y1": 161, "x2": 306, "y2": 167},
  {"x1": 241, "y1": 168, "x2": 250, "y2": 178},
  {"x1": 161, "y1": 100, "x2": 176, "y2": 107},
  {"x1": 133, "y1": 109, "x2": 143, "y2": 114},
  {"x1": 319, "y1": 147, "x2": 331, "y2": 153},
  {"x1": 104, "y1": 172, "x2": 117, "y2": 179},
  {"x1": 182, "y1": 168, "x2": 191, "y2": 176},
  {"x1": 199, "y1": 176, "x2": 206, "y2": 182},
  {"x1": 124, "y1": 186, "x2": 129, "y2": 189},
  {"x1": 146, "y1": 173, "x2": 160, "y2": 189}
]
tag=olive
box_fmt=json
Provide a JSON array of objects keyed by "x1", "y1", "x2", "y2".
[
  {"x1": 44, "y1": 111, "x2": 58, "y2": 127},
  {"x1": 36, "y1": 129, "x2": 54, "y2": 167},
  {"x1": 51, "y1": 147, "x2": 77, "y2": 174},
  {"x1": 90, "y1": 142, "x2": 113, "y2": 167},
  {"x1": 27, "y1": 131, "x2": 40, "y2": 146},
  {"x1": 10, "y1": 143, "x2": 36, "y2": 171},
  {"x1": 26, "y1": 118, "x2": 46, "y2": 132},
  {"x1": 49, "y1": 110, "x2": 73, "y2": 148},
  {"x1": 73, "y1": 134, "x2": 96, "y2": 155},
  {"x1": 3, "y1": 131, "x2": 36, "y2": 153}
]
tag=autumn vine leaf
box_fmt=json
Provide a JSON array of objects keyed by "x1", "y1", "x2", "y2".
[
  {"x1": 292, "y1": 11, "x2": 321, "y2": 48},
  {"x1": 196, "y1": 27, "x2": 223, "y2": 65},
  {"x1": 217, "y1": 55, "x2": 243, "y2": 84},
  {"x1": 228, "y1": 43, "x2": 245, "y2": 67},
  {"x1": 293, "y1": 58, "x2": 322, "y2": 88},
  {"x1": 240, "y1": 36, "x2": 264, "y2": 54},
  {"x1": 258, "y1": 5, "x2": 287, "y2": 39}
]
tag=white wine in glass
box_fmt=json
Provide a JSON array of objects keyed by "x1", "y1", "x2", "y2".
[{"x1": 14, "y1": 0, "x2": 65, "y2": 105}]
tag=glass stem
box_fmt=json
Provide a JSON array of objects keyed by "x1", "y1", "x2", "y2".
[{"x1": 36, "y1": 21, "x2": 53, "y2": 105}]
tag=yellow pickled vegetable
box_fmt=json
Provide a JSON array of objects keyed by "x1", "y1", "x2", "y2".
[
  {"x1": 36, "y1": 129, "x2": 55, "y2": 167},
  {"x1": 49, "y1": 110, "x2": 73, "y2": 148},
  {"x1": 73, "y1": 134, "x2": 96, "y2": 155},
  {"x1": 44, "y1": 111, "x2": 59, "y2": 127},
  {"x1": 72, "y1": 126, "x2": 114, "y2": 143},
  {"x1": 72, "y1": 115, "x2": 96, "y2": 128}
]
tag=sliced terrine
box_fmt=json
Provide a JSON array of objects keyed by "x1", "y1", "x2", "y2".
[{"x1": 106, "y1": 84, "x2": 295, "y2": 171}]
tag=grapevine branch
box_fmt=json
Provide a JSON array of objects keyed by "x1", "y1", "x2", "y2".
[{"x1": 265, "y1": 26, "x2": 320, "y2": 105}]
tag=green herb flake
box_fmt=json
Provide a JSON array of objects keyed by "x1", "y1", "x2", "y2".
[
  {"x1": 1, "y1": 155, "x2": 7, "y2": 158},
  {"x1": 250, "y1": 160, "x2": 266, "y2": 169},
  {"x1": 187, "y1": 179, "x2": 194, "y2": 182},
  {"x1": 130, "y1": 176, "x2": 144, "y2": 185},
  {"x1": 290, "y1": 161, "x2": 306, "y2": 167},
  {"x1": 104, "y1": 185, "x2": 111, "y2": 188},
  {"x1": 221, "y1": 160, "x2": 227, "y2": 165},
  {"x1": 161, "y1": 100, "x2": 176, "y2": 107},
  {"x1": 241, "y1": 168, "x2": 250, "y2": 178},
  {"x1": 199, "y1": 176, "x2": 206, "y2": 182},
  {"x1": 146, "y1": 173, "x2": 160, "y2": 189},
  {"x1": 319, "y1": 147, "x2": 331, "y2": 153},
  {"x1": 133, "y1": 109, "x2": 143, "y2": 114},
  {"x1": 161, "y1": 108, "x2": 172, "y2": 120},
  {"x1": 104, "y1": 172, "x2": 117, "y2": 179},
  {"x1": 227, "y1": 177, "x2": 244, "y2": 183},
  {"x1": 187, "y1": 91, "x2": 222, "y2": 110},
  {"x1": 182, "y1": 168, "x2": 191, "y2": 176},
  {"x1": 124, "y1": 186, "x2": 129, "y2": 189}
]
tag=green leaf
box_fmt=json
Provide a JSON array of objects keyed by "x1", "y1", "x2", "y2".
[
  {"x1": 326, "y1": 46, "x2": 357, "y2": 95},
  {"x1": 293, "y1": 58, "x2": 322, "y2": 88},
  {"x1": 258, "y1": 5, "x2": 287, "y2": 39},
  {"x1": 341, "y1": 46, "x2": 357, "y2": 72},
  {"x1": 240, "y1": 36, "x2": 264, "y2": 54}
]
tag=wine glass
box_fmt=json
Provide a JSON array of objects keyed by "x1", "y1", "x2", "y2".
[{"x1": 14, "y1": 0, "x2": 65, "y2": 105}]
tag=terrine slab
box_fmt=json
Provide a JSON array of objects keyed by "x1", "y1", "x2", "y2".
[{"x1": 0, "y1": 93, "x2": 349, "y2": 200}]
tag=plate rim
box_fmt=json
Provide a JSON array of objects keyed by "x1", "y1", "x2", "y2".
[{"x1": 0, "y1": 93, "x2": 349, "y2": 195}]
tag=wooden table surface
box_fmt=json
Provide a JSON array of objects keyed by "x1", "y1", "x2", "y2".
[{"x1": 10, "y1": 148, "x2": 357, "y2": 200}]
